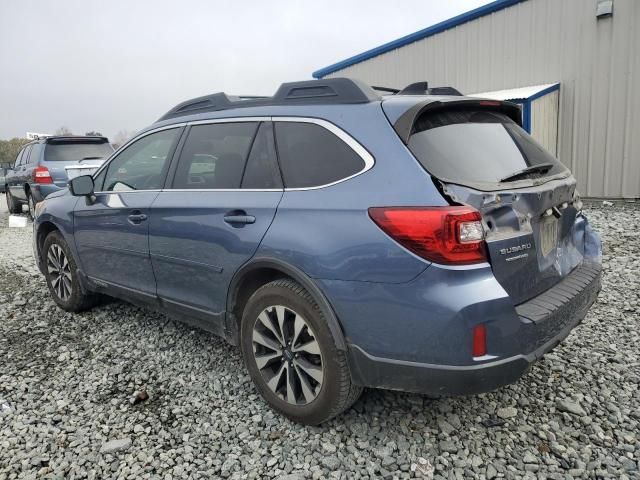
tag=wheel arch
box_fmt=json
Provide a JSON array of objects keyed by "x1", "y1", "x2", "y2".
[
  {"x1": 36, "y1": 220, "x2": 61, "y2": 263},
  {"x1": 226, "y1": 257, "x2": 348, "y2": 351}
]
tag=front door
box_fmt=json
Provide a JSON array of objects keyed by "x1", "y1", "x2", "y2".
[
  {"x1": 149, "y1": 121, "x2": 283, "y2": 331},
  {"x1": 73, "y1": 127, "x2": 183, "y2": 299}
]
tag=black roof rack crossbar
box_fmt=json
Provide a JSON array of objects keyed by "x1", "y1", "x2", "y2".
[
  {"x1": 157, "y1": 78, "x2": 380, "y2": 122},
  {"x1": 397, "y1": 82, "x2": 463, "y2": 97},
  {"x1": 371, "y1": 85, "x2": 400, "y2": 94},
  {"x1": 425, "y1": 86, "x2": 463, "y2": 96}
]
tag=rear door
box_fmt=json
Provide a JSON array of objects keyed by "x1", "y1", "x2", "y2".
[
  {"x1": 12, "y1": 144, "x2": 33, "y2": 201},
  {"x1": 404, "y1": 106, "x2": 582, "y2": 304},
  {"x1": 7, "y1": 148, "x2": 26, "y2": 197},
  {"x1": 149, "y1": 120, "x2": 283, "y2": 332},
  {"x1": 73, "y1": 127, "x2": 182, "y2": 299}
]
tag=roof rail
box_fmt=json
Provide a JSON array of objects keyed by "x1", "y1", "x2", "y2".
[{"x1": 157, "y1": 78, "x2": 380, "y2": 122}]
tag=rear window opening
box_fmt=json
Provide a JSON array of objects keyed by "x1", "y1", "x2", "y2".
[
  {"x1": 407, "y1": 107, "x2": 567, "y2": 189},
  {"x1": 44, "y1": 139, "x2": 113, "y2": 162}
]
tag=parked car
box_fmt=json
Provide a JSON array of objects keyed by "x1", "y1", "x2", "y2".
[
  {"x1": 0, "y1": 164, "x2": 9, "y2": 193},
  {"x1": 32, "y1": 78, "x2": 602, "y2": 425},
  {"x1": 5, "y1": 136, "x2": 113, "y2": 217}
]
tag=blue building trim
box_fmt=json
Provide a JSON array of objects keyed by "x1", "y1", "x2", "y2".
[
  {"x1": 312, "y1": 0, "x2": 528, "y2": 79},
  {"x1": 527, "y1": 82, "x2": 560, "y2": 102},
  {"x1": 522, "y1": 101, "x2": 531, "y2": 133},
  {"x1": 507, "y1": 84, "x2": 560, "y2": 133}
]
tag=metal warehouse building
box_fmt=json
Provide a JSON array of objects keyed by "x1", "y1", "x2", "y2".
[{"x1": 313, "y1": 0, "x2": 640, "y2": 199}]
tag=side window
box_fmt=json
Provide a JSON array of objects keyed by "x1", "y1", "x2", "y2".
[
  {"x1": 27, "y1": 144, "x2": 41, "y2": 164},
  {"x1": 103, "y1": 128, "x2": 180, "y2": 191},
  {"x1": 241, "y1": 123, "x2": 282, "y2": 189},
  {"x1": 172, "y1": 122, "x2": 258, "y2": 189},
  {"x1": 14, "y1": 148, "x2": 25, "y2": 167},
  {"x1": 21, "y1": 145, "x2": 33, "y2": 166},
  {"x1": 274, "y1": 122, "x2": 366, "y2": 188},
  {"x1": 93, "y1": 166, "x2": 106, "y2": 191}
]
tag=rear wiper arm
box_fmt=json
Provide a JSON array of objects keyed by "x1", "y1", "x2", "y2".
[
  {"x1": 80, "y1": 156, "x2": 103, "y2": 161},
  {"x1": 499, "y1": 162, "x2": 554, "y2": 182}
]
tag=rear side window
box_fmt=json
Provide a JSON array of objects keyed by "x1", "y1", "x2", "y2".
[
  {"x1": 27, "y1": 144, "x2": 42, "y2": 164},
  {"x1": 14, "y1": 148, "x2": 26, "y2": 167},
  {"x1": 21, "y1": 145, "x2": 33, "y2": 165},
  {"x1": 172, "y1": 122, "x2": 258, "y2": 189},
  {"x1": 274, "y1": 122, "x2": 365, "y2": 188},
  {"x1": 408, "y1": 108, "x2": 566, "y2": 187},
  {"x1": 44, "y1": 140, "x2": 113, "y2": 161},
  {"x1": 241, "y1": 123, "x2": 282, "y2": 189}
]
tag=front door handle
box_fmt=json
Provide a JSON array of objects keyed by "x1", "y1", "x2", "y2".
[
  {"x1": 128, "y1": 212, "x2": 148, "y2": 224},
  {"x1": 224, "y1": 212, "x2": 256, "y2": 225}
]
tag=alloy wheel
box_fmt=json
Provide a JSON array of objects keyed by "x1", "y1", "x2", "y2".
[
  {"x1": 28, "y1": 195, "x2": 35, "y2": 218},
  {"x1": 252, "y1": 305, "x2": 323, "y2": 405},
  {"x1": 47, "y1": 244, "x2": 72, "y2": 301}
]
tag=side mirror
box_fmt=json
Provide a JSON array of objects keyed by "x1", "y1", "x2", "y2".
[{"x1": 69, "y1": 175, "x2": 95, "y2": 196}]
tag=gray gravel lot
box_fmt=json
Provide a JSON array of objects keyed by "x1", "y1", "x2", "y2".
[{"x1": 0, "y1": 196, "x2": 638, "y2": 480}]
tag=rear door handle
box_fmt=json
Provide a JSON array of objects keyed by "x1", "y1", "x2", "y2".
[
  {"x1": 224, "y1": 212, "x2": 256, "y2": 225},
  {"x1": 128, "y1": 212, "x2": 148, "y2": 224}
]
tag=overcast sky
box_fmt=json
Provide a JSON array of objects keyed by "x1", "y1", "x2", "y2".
[{"x1": 0, "y1": 0, "x2": 491, "y2": 140}]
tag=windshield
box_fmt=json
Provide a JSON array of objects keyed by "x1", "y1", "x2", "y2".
[
  {"x1": 44, "y1": 141, "x2": 113, "y2": 161},
  {"x1": 408, "y1": 108, "x2": 567, "y2": 187}
]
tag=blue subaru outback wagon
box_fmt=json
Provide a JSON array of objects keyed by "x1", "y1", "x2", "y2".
[{"x1": 33, "y1": 78, "x2": 602, "y2": 424}]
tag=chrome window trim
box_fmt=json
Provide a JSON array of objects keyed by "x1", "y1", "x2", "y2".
[
  {"x1": 92, "y1": 188, "x2": 283, "y2": 194},
  {"x1": 161, "y1": 189, "x2": 283, "y2": 193},
  {"x1": 271, "y1": 116, "x2": 375, "y2": 191},
  {"x1": 92, "y1": 116, "x2": 375, "y2": 194},
  {"x1": 91, "y1": 123, "x2": 187, "y2": 179},
  {"x1": 93, "y1": 189, "x2": 162, "y2": 194}
]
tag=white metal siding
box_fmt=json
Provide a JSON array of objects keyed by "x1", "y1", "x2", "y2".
[
  {"x1": 531, "y1": 90, "x2": 559, "y2": 157},
  {"x1": 325, "y1": 0, "x2": 640, "y2": 198}
]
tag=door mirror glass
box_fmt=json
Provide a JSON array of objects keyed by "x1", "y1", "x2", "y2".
[{"x1": 69, "y1": 175, "x2": 95, "y2": 196}]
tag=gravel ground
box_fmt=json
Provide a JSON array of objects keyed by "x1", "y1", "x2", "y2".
[{"x1": 0, "y1": 195, "x2": 638, "y2": 480}]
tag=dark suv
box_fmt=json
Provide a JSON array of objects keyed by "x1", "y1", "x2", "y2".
[
  {"x1": 32, "y1": 78, "x2": 601, "y2": 425},
  {"x1": 5, "y1": 136, "x2": 113, "y2": 217}
]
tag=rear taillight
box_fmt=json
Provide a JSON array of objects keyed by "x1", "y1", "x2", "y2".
[
  {"x1": 33, "y1": 166, "x2": 53, "y2": 184},
  {"x1": 368, "y1": 206, "x2": 487, "y2": 265}
]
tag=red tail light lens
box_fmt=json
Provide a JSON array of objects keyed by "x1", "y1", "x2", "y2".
[
  {"x1": 472, "y1": 324, "x2": 487, "y2": 357},
  {"x1": 33, "y1": 166, "x2": 53, "y2": 184},
  {"x1": 368, "y1": 206, "x2": 486, "y2": 265}
]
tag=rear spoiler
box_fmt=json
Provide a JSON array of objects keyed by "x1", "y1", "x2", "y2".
[
  {"x1": 393, "y1": 99, "x2": 523, "y2": 144},
  {"x1": 46, "y1": 136, "x2": 109, "y2": 144}
]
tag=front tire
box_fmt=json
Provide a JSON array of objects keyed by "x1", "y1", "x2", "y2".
[
  {"x1": 42, "y1": 231, "x2": 98, "y2": 312},
  {"x1": 240, "y1": 279, "x2": 362, "y2": 425},
  {"x1": 5, "y1": 189, "x2": 22, "y2": 214}
]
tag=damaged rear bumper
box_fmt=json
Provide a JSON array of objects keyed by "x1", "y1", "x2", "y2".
[{"x1": 347, "y1": 261, "x2": 602, "y2": 396}]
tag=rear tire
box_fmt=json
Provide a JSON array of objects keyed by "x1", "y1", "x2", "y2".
[
  {"x1": 42, "y1": 231, "x2": 99, "y2": 312},
  {"x1": 5, "y1": 189, "x2": 22, "y2": 214},
  {"x1": 27, "y1": 191, "x2": 35, "y2": 219},
  {"x1": 240, "y1": 279, "x2": 362, "y2": 425}
]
